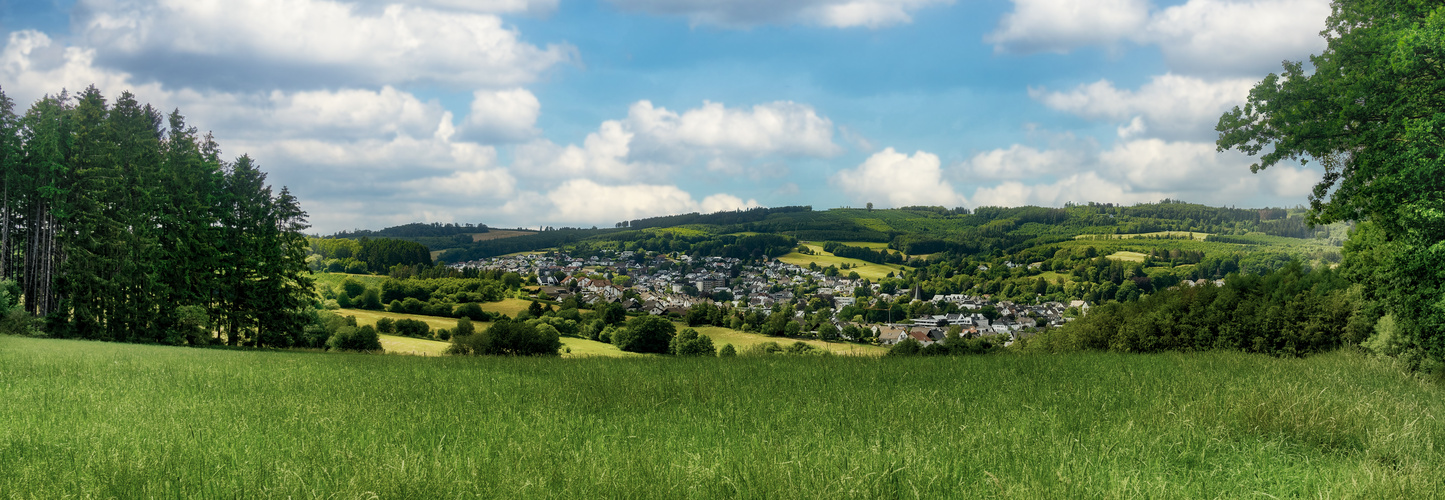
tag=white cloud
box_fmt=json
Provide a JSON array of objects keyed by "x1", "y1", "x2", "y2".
[
  {"x1": 349, "y1": 0, "x2": 558, "y2": 15},
  {"x1": 522, "y1": 179, "x2": 759, "y2": 225},
  {"x1": 514, "y1": 99, "x2": 840, "y2": 182},
  {"x1": 1030, "y1": 73, "x2": 1255, "y2": 141},
  {"x1": 986, "y1": 0, "x2": 1150, "y2": 54},
  {"x1": 75, "y1": 0, "x2": 576, "y2": 90},
  {"x1": 833, "y1": 148, "x2": 965, "y2": 207},
  {"x1": 459, "y1": 88, "x2": 541, "y2": 143},
  {"x1": 965, "y1": 144, "x2": 1080, "y2": 180},
  {"x1": 959, "y1": 137, "x2": 1320, "y2": 208},
  {"x1": 0, "y1": 30, "x2": 160, "y2": 107},
  {"x1": 970, "y1": 172, "x2": 1165, "y2": 207},
  {"x1": 1146, "y1": 0, "x2": 1330, "y2": 76},
  {"x1": 606, "y1": 0, "x2": 952, "y2": 29},
  {"x1": 988, "y1": 0, "x2": 1329, "y2": 76},
  {"x1": 626, "y1": 100, "x2": 841, "y2": 161}
]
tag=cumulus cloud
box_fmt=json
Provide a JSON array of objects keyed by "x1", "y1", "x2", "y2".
[
  {"x1": 833, "y1": 148, "x2": 965, "y2": 207},
  {"x1": 969, "y1": 171, "x2": 1165, "y2": 208},
  {"x1": 510, "y1": 179, "x2": 759, "y2": 225},
  {"x1": 349, "y1": 0, "x2": 558, "y2": 15},
  {"x1": 1029, "y1": 73, "x2": 1255, "y2": 141},
  {"x1": 966, "y1": 144, "x2": 1082, "y2": 180},
  {"x1": 986, "y1": 0, "x2": 1149, "y2": 54},
  {"x1": 514, "y1": 99, "x2": 840, "y2": 182},
  {"x1": 958, "y1": 137, "x2": 1320, "y2": 209},
  {"x1": 1146, "y1": 0, "x2": 1330, "y2": 76},
  {"x1": 606, "y1": 0, "x2": 952, "y2": 29},
  {"x1": 458, "y1": 88, "x2": 541, "y2": 143},
  {"x1": 988, "y1": 0, "x2": 1329, "y2": 76},
  {"x1": 74, "y1": 0, "x2": 576, "y2": 90}
]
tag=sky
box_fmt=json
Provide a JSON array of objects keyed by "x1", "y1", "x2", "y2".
[{"x1": 0, "y1": 0, "x2": 1333, "y2": 234}]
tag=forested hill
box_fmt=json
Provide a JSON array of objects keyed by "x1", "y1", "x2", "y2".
[
  {"x1": 433, "y1": 200, "x2": 1341, "y2": 262},
  {"x1": 331, "y1": 222, "x2": 488, "y2": 239}
]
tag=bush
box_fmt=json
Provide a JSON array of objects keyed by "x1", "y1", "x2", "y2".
[
  {"x1": 669, "y1": 328, "x2": 716, "y2": 356},
  {"x1": 375, "y1": 317, "x2": 396, "y2": 334},
  {"x1": 328, "y1": 325, "x2": 382, "y2": 352},
  {"x1": 447, "y1": 319, "x2": 560, "y2": 356},
  {"x1": 718, "y1": 343, "x2": 737, "y2": 357},
  {"x1": 454, "y1": 302, "x2": 491, "y2": 321},
  {"x1": 887, "y1": 338, "x2": 923, "y2": 356},
  {"x1": 394, "y1": 318, "x2": 430, "y2": 338},
  {"x1": 742, "y1": 341, "x2": 784, "y2": 356},
  {"x1": 359, "y1": 288, "x2": 384, "y2": 310},
  {"x1": 614, "y1": 315, "x2": 675, "y2": 353},
  {"x1": 455, "y1": 317, "x2": 476, "y2": 337}
]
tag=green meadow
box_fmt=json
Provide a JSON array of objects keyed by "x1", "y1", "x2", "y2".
[
  {"x1": 3, "y1": 335, "x2": 1443, "y2": 498},
  {"x1": 777, "y1": 243, "x2": 909, "y2": 280}
]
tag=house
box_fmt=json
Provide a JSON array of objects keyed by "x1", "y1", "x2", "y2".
[
  {"x1": 906, "y1": 330, "x2": 934, "y2": 346},
  {"x1": 877, "y1": 326, "x2": 908, "y2": 345}
]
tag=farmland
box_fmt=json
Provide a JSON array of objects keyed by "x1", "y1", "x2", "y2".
[
  {"x1": 776, "y1": 243, "x2": 909, "y2": 281},
  {"x1": 3, "y1": 335, "x2": 1442, "y2": 498},
  {"x1": 335, "y1": 307, "x2": 881, "y2": 358}
]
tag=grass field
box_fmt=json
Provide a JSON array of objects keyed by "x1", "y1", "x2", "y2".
[
  {"x1": 471, "y1": 229, "x2": 536, "y2": 242},
  {"x1": 690, "y1": 326, "x2": 886, "y2": 356},
  {"x1": 1076, "y1": 231, "x2": 1211, "y2": 241},
  {"x1": 344, "y1": 307, "x2": 881, "y2": 358},
  {"x1": 379, "y1": 334, "x2": 449, "y2": 356},
  {"x1": 4, "y1": 336, "x2": 1443, "y2": 497},
  {"x1": 309, "y1": 272, "x2": 388, "y2": 293},
  {"x1": 777, "y1": 243, "x2": 909, "y2": 280},
  {"x1": 1105, "y1": 251, "x2": 1149, "y2": 262}
]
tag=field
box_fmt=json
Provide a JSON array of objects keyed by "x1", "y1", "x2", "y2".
[
  {"x1": 4, "y1": 336, "x2": 1443, "y2": 497},
  {"x1": 1076, "y1": 231, "x2": 1211, "y2": 241},
  {"x1": 309, "y1": 272, "x2": 388, "y2": 293},
  {"x1": 777, "y1": 243, "x2": 909, "y2": 280},
  {"x1": 690, "y1": 326, "x2": 886, "y2": 356},
  {"x1": 470, "y1": 229, "x2": 537, "y2": 242},
  {"x1": 341, "y1": 307, "x2": 879, "y2": 358},
  {"x1": 1105, "y1": 251, "x2": 1149, "y2": 262},
  {"x1": 379, "y1": 334, "x2": 449, "y2": 356}
]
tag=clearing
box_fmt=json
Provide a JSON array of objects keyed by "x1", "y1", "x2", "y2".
[{"x1": 776, "y1": 243, "x2": 909, "y2": 280}]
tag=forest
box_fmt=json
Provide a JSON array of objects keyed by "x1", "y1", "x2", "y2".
[{"x1": 0, "y1": 86, "x2": 313, "y2": 346}]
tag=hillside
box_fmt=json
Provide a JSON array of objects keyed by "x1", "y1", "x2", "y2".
[{"x1": 4, "y1": 335, "x2": 1441, "y2": 497}]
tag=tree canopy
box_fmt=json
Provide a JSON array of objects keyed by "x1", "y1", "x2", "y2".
[{"x1": 1217, "y1": 1, "x2": 1445, "y2": 368}]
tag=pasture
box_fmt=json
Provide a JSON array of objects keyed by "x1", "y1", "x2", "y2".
[
  {"x1": 777, "y1": 243, "x2": 909, "y2": 280},
  {"x1": 340, "y1": 307, "x2": 879, "y2": 358},
  {"x1": 3, "y1": 336, "x2": 1442, "y2": 498}
]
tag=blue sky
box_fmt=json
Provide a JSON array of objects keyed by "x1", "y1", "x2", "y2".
[{"x1": 0, "y1": 0, "x2": 1332, "y2": 233}]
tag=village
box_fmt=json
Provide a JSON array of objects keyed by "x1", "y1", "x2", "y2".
[{"x1": 451, "y1": 250, "x2": 1089, "y2": 347}]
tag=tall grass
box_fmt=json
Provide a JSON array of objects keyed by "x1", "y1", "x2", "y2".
[{"x1": 2, "y1": 336, "x2": 1442, "y2": 498}]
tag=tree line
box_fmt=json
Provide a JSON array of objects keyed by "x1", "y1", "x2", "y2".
[{"x1": 0, "y1": 85, "x2": 312, "y2": 345}]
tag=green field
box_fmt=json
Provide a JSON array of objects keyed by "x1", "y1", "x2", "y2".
[
  {"x1": 690, "y1": 326, "x2": 886, "y2": 356},
  {"x1": 379, "y1": 334, "x2": 449, "y2": 356},
  {"x1": 309, "y1": 272, "x2": 388, "y2": 293},
  {"x1": 777, "y1": 243, "x2": 909, "y2": 280},
  {"x1": 4, "y1": 336, "x2": 1443, "y2": 497},
  {"x1": 1076, "y1": 231, "x2": 1212, "y2": 241},
  {"x1": 1105, "y1": 251, "x2": 1149, "y2": 262},
  {"x1": 344, "y1": 307, "x2": 879, "y2": 358}
]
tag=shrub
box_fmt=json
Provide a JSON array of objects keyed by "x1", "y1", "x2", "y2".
[
  {"x1": 670, "y1": 328, "x2": 716, "y2": 356},
  {"x1": 454, "y1": 302, "x2": 491, "y2": 321},
  {"x1": 447, "y1": 319, "x2": 560, "y2": 356},
  {"x1": 455, "y1": 317, "x2": 476, "y2": 337},
  {"x1": 887, "y1": 338, "x2": 922, "y2": 356},
  {"x1": 394, "y1": 318, "x2": 430, "y2": 338},
  {"x1": 375, "y1": 317, "x2": 396, "y2": 334},
  {"x1": 718, "y1": 343, "x2": 737, "y2": 357},
  {"x1": 614, "y1": 315, "x2": 675, "y2": 353},
  {"x1": 359, "y1": 288, "x2": 384, "y2": 310},
  {"x1": 328, "y1": 325, "x2": 382, "y2": 352}
]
